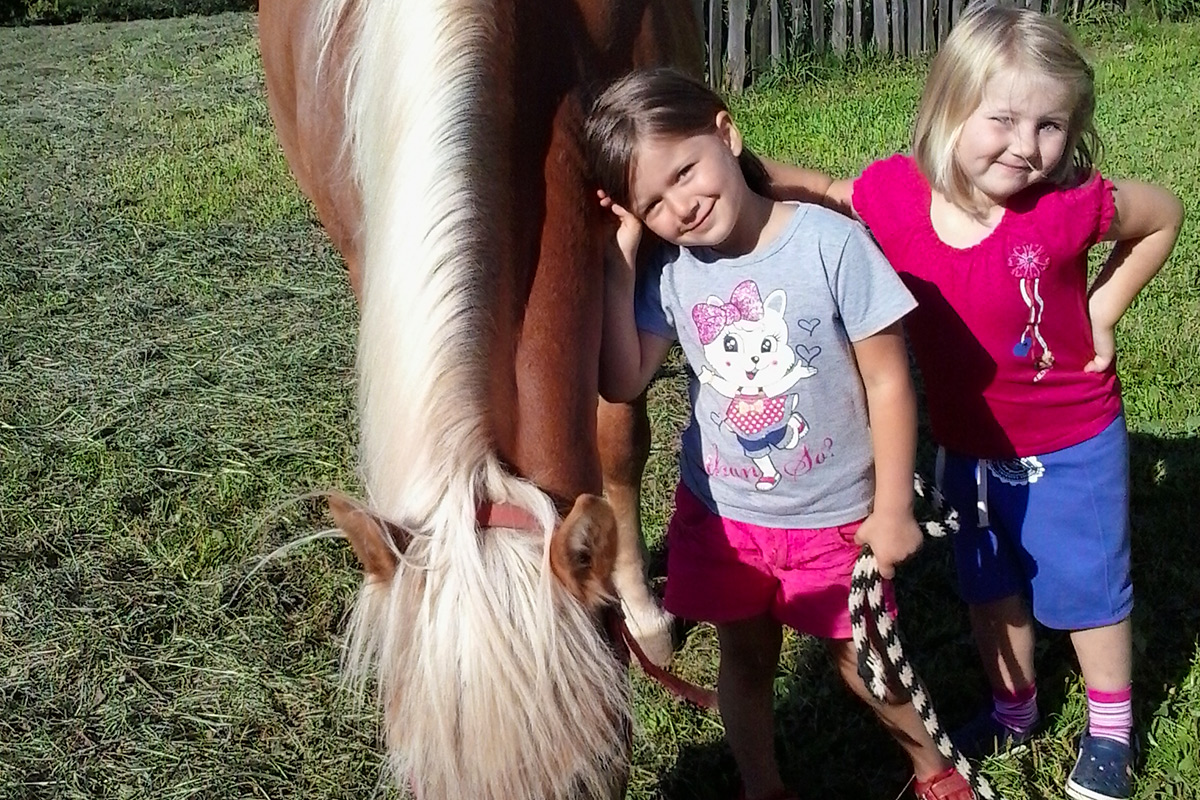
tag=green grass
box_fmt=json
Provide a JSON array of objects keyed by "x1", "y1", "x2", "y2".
[{"x1": 2, "y1": 11, "x2": 1198, "y2": 800}]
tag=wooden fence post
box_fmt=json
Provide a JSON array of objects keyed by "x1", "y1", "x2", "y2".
[
  {"x1": 792, "y1": 0, "x2": 807, "y2": 58},
  {"x1": 707, "y1": 0, "x2": 722, "y2": 87},
  {"x1": 853, "y1": 0, "x2": 864, "y2": 51},
  {"x1": 751, "y1": 0, "x2": 772, "y2": 77},
  {"x1": 811, "y1": 0, "x2": 825, "y2": 53},
  {"x1": 906, "y1": 0, "x2": 920, "y2": 56},
  {"x1": 833, "y1": 0, "x2": 848, "y2": 54},
  {"x1": 728, "y1": 0, "x2": 748, "y2": 90},
  {"x1": 771, "y1": 0, "x2": 784, "y2": 64},
  {"x1": 874, "y1": 0, "x2": 890, "y2": 54}
]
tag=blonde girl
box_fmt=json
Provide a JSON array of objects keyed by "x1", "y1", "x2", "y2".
[{"x1": 769, "y1": 7, "x2": 1183, "y2": 800}]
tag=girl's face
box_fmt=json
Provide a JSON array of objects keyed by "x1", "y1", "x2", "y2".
[
  {"x1": 955, "y1": 67, "x2": 1073, "y2": 207},
  {"x1": 627, "y1": 112, "x2": 752, "y2": 253}
]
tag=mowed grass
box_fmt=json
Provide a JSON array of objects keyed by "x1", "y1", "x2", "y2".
[{"x1": 1, "y1": 11, "x2": 1197, "y2": 800}]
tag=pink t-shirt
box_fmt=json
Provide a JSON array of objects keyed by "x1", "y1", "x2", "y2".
[{"x1": 853, "y1": 154, "x2": 1121, "y2": 458}]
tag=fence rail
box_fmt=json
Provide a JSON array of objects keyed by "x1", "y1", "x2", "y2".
[{"x1": 703, "y1": 0, "x2": 1109, "y2": 90}]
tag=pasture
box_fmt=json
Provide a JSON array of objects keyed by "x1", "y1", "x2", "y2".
[{"x1": 1, "y1": 10, "x2": 1198, "y2": 800}]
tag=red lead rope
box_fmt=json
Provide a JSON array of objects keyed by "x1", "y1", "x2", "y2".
[{"x1": 618, "y1": 616, "x2": 719, "y2": 710}]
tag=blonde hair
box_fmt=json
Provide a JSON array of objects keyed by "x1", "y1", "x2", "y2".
[{"x1": 913, "y1": 4, "x2": 1102, "y2": 215}]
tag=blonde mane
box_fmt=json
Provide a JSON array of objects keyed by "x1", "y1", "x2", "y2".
[{"x1": 314, "y1": 1, "x2": 630, "y2": 796}]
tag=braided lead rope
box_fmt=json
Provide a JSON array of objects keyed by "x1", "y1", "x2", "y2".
[{"x1": 847, "y1": 473, "x2": 997, "y2": 800}]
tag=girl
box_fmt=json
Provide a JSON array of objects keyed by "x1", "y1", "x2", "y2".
[
  {"x1": 585, "y1": 68, "x2": 977, "y2": 800},
  {"x1": 768, "y1": 7, "x2": 1184, "y2": 800}
]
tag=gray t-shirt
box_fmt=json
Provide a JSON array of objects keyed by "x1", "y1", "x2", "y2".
[{"x1": 636, "y1": 203, "x2": 917, "y2": 528}]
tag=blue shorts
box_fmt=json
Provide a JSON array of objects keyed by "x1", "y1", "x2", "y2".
[{"x1": 941, "y1": 414, "x2": 1132, "y2": 630}]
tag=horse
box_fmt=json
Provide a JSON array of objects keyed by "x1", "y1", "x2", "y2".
[{"x1": 257, "y1": 1, "x2": 701, "y2": 797}]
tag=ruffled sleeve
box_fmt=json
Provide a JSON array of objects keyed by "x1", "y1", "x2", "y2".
[
  {"x1": 851, "y1": 153, "x2": 919, "y2": 243},
  {"x1": 1054, "y1": 170, "x2": 1116, "y2": 251}
]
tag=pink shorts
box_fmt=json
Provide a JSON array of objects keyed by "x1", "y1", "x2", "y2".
[{"x1": 663, "y1": 484, "x2": 897, "y2": 639}]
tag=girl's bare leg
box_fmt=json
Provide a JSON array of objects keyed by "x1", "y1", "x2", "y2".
[{"x1": 717, "y1": 615, "x2": 786, "y2": 800}]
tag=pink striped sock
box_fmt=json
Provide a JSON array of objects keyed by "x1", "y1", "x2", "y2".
[
  {"x1": 992, "y1": 684, "x2": 1039, "y2": 733},
  {"x1": 1087, "y1": 685, "x2": 1133, "y2": 745}
]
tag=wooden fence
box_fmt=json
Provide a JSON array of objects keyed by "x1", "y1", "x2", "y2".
[{"x1": 704, "y1": 0, "x2": 1105, "y2": 90}]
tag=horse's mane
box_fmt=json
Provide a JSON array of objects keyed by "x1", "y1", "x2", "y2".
[{"x1": 311, "y1": 1, "x2": 630, "y2": 797}]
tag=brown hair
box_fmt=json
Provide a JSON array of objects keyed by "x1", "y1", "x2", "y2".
[
  {"x1": 584, "y1": 67, "x2": 769, "y2": 211},
  {"x1": 913, "y1": 4, "x2": 1101, "y2": 216}
]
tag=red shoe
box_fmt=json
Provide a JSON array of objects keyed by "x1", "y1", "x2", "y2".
[{"x1": 914, "y1": 768, "x2": 977, "y2": 800}]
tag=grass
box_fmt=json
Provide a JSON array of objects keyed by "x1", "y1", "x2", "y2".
[{"x1": 1, "y1": 11, "x2": 1198, "y2": 800}]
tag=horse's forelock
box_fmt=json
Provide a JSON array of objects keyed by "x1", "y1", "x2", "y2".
[{"x1": 343, "y1": 472, "x2": 630, "y2": 800}]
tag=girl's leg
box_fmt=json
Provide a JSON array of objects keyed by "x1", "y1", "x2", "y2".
[
  {"x1": 825, "y1": 638, "x2": 950, "y2": 781},
  {"x1": 1071, "y1": 617, "x2": 1132, "y2": 690},
  {"x1": 717, "y1": 614, "x2": 785, "y2": 800},
  {"x1": 969, "y1": 593, "x2": 1038, "y2": 695},
  {"x1": 1072, "y1": 617, "x2": 1134, "y2": 744},
  {"x1": 966, "y1": 594, "x2": 1041, "y2": 743}
]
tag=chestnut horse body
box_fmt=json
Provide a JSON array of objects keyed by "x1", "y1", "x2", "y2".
[{"x1": 258, "y1": 1, "x2": 700, "y2": 797}]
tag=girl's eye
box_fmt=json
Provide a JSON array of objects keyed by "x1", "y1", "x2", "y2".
[
  {"x1": 992, "y1": 116, "x2": 1012, "y2": 126},
  {"x1": 678, "y1": 164, "x2": 693, "y2": 180},
  {"x1": 1039, "y1": 121, "x2": 1063, "y2": 132}
]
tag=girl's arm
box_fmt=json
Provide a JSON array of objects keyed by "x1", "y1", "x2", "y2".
[
  {"x1": 1086, "y1": 180, "x2": 1185, "y2": 373},
  {"x1": 849, "y1": 322, "x2": 923, "y2": 579},
  {"x1": 599, "y1": 196, "x2": 675, "y2": 403},
  {"x1": 759, "y1": 156, "x2": 856, "y2": 218}
]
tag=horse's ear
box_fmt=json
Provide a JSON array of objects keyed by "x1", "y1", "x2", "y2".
[
  {"x1": 328, "y1": 493, "x2": 411, "y2": 582},
  {"x1": 549, "y1": 493, "x2": 618, "y2": 608}
]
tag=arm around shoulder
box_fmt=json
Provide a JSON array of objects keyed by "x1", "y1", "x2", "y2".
[
  {"x1": 759, "y1": 156, "x2": 832, "y2": 204},
  {"x1": 759, "y1": 156, "x2": 859, "y2": 219}
]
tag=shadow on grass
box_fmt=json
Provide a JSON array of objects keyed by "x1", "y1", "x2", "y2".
[{"x1": 645, "y1": 431, "x2": 1200, "y2": 799}]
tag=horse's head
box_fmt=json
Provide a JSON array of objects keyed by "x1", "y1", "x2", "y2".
[{"x1": 324, "y1": 473, "x2": 633, "y2": 800}]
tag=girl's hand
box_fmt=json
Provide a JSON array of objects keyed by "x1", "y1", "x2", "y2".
[
  {"x1": 598, "y1": 189, "x2": 642, "y2": 270},
  {"x1": 1084, "y1": 321, "x2": 1116, "y2": 373},
  {"x1": 854, "y1": 509, "x2": 923, "y2": 580}
]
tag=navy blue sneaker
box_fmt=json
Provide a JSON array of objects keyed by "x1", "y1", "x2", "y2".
[
  {"x1": 953, "y1": 711, "x2": 1036, "y2": 760},
  {"x1": 1066, "y1": 734, "x2": 1134, "y2": 800}
]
